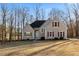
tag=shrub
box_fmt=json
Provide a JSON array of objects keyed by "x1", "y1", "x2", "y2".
[
  {"x1": 40, "y1": 37, "x2": 45, "y2": 40},
  {"x1": 60, "y1": 37, "x2": 64, "y2": 40},
  {"x1": 54, "y1": 37, "x2": 59, "y2": 40}
]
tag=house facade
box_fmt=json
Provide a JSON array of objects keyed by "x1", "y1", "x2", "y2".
[{"x1": 22, "y1": 19, "x2": 67, "y2": 40}]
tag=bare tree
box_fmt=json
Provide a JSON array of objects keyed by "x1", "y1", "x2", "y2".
[
  {"x1": 64, "y1": 4, "x2": 74, "y2": 37},
  {"x1": 49, "y1": 8, "x2": 58, "y2": 19},
  {"x1": 29, "y1": 15, "x2": 34, "y2": 23},
  {"x1": 72, "y1": 4, "x2": 79, "y2": 37},
  {"x1": 20, "y1": 19, "x2": 23, "y2": 40},
  {"x1": 40, "y1": 8, "x2": 45, "y2": 20},
  {"x1": 20, "y1": 8, "x2": 29, "y2": 40},
  {"x1": 49, "y1": 8, "x2": 63, "y2": 20},
  {"x1": 21, "y1": 8, "x2": 27, "y2": 31},
  {"x1": 17, "y1": 9, "x2": 20, "y2": 40},
  {"x1": 34, "y1": 4, "x2": 41, "y2": 20},
  {"x1": 9, "y1": 11, "x2": 14, "y2": 41},
  {"x1": 14, "y1": 9, "x2": 17, "y2": 40},
  {"x1": 1, "y1": 4, "x2": 8, "y2": 44}
]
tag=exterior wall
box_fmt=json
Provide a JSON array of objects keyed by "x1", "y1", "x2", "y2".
[
  {"x1": 22, "y1": 23, "x2": 34, "y2": 40},
  {"x1": 40, "y1": 19, "x2": 67, "y2": 39}
]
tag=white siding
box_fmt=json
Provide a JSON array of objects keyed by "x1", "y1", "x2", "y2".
[
  {"x1": 22, "y1": 23, "x2": 34, "y2": 40},
  {"x1": 40, "y1": 19, "x2": 67, "y2": 39},
  {"x1": 23, "y1": 19, "x2": 67, "y2": 40}
]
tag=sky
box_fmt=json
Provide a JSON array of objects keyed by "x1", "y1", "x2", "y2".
[
  {"x1": 0, "y1": 3, "x2": 74, "y2": 24},
  {"x1": 0, "y1": 3, "x2": 74, "y2": 26},
  {"x1": 0, "y1": 3, "x2": 68, "y2": 18},
  {"x1": 1, "y1": 3, "x2": 66, "y2": 10}
]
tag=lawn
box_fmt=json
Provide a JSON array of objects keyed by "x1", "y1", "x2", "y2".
[
  {"x1": 0, "y1": 40, "x2": 66, "y2": 56},
  {"x1": 0, "y1": 40, "x2": 34, "y2": 49}
]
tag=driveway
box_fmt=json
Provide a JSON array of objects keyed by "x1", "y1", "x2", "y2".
[{"x1": 34, "y1": 40, "x2": 79, "y2": 56}]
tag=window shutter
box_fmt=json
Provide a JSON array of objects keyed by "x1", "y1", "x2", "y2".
[
  {"x1": 58, "y1": 22, "x2": 59, "y2": 27},
  {"x1": 52, "y1": 22, "x2": 54, "y2": 27},
  {"x1": 47, "y1": 32, "x2": 49, "y2": 37},
  {"x1": 52, "y1": 32, "x2": 54, "y2": 37}
]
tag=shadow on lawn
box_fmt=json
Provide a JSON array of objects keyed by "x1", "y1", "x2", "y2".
[
  {"x1": 0, "y1": 40, "x2": 34, "y2": 49},
  {"x1": 0, "y1": 39, "x2": 69, "y2": 49}
]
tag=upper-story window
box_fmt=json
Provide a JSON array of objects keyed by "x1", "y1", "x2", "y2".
[
  {"x1": 52, "y1": 22, "x2": 59, "y2": 27},
  {"x1": 41, "y1": 28, "x2": 45, "y2": 32},
  {"x1": 55, "y1": 22, "x2": 57, "y2": 27}
]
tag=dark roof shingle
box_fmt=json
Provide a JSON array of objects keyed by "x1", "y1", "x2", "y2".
[{"x1": 30, "y1": 20, "x2": 46, "y2": 28}]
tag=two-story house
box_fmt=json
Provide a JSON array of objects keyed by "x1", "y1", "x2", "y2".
[{"x1": 22, "y1": 19, "x2": 67, "y2": 40}]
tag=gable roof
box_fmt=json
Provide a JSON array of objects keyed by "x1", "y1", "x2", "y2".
[{"x1": 30, "y1": 20, "x2": 46, "y2": 28}]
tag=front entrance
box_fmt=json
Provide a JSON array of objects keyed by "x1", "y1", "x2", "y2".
[{"x1": 34, "y1": 30, "x2": 39, "y2": 39}]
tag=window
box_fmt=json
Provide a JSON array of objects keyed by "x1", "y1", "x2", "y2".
[
  {"x1": 55, "y1": 22, "x2": 57, "y2": 27},
  {"x1": 60, "y1": 32, "x2": 64, "y2": 37},
  {"x1": 52, "y1": 22, "x2": 59, "y2": 27},
  {"x1": 52, "y1": 32, "x2": 54, "y2": 37},
  {"x1": 24, "y1": 32, "x2": 26, "y2": 35},
  {"x1": 60, "y1": 32, "x2": 62, "y2": 37},
  {"x1": 41, "y1": 28, "x2": 45, "y2": 32},
  {"x1": 50, "y1": 32, "x2": 52, "y2": 37},
  {"x1": 24, "y1": 32, "x2": 32, "y2": 36}
]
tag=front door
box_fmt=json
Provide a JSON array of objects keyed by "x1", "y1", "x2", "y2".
[{"x1": 34, "y1": 31, "x2": 39, "y2": 39}]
